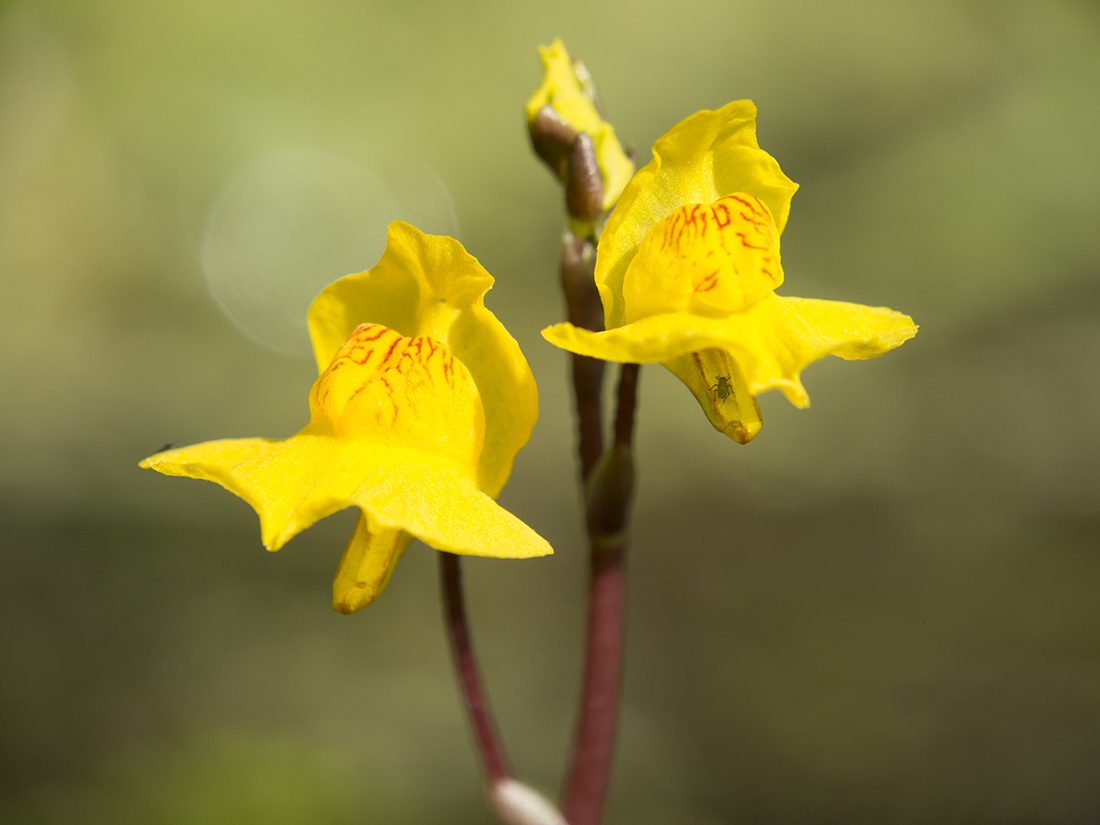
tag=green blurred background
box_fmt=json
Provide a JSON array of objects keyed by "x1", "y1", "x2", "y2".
[{"x1": 2, "y1": 0, "x2": 1098, "y2": 822}]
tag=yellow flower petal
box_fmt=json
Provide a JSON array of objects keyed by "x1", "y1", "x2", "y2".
[
  {"x1": 142, "y1": 322, "x2": 551, "y2": 612},
  {"x1": 141, "y1": 437, "x2": 550, "y2": 562},
  {"x1": 664, "y1": 349, "x2": 762, "y2": 444},
  {"x1": 596, "y1": 101, "x2": 799, "y2": 329},
  {"x1": 621, "y1": 194, "x2": 783, "y2": 323},
  {"x1": 525, "y1": 38, "x2": 634, "y2": 211},
  {"x1": 307, "y1": 222, "x2": 537, "y2": 498},
  {"x1": 143, "y1": 438, "x2": 550, "y2": 551},
  {"x1": 140, "y1": 436, "x2": 346, "y2": 551},
  {"x1": 543, "y1": 294, "x2": 917, "y2": 439},
  {"x1": 308, "y1": 324, "x2": 483, "y2": 469}
]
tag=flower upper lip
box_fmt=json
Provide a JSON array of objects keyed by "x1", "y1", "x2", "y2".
[
  {"x1": 308, "y1": 221, "x2": 539, "y2": 499},
  {"x1": 594, "y1": 100, "x2": 799, "y2": 331}
]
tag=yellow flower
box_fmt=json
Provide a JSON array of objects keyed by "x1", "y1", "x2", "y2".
[
  {"x1": 142, "y1": 223, "x2": 550, "y2": 613},
  {"x1": 525, "y1": 38, "x2": 634, "y2": 213},
  {"x1": 543, "y1": 101, "x2": 918, "y2": 444}
]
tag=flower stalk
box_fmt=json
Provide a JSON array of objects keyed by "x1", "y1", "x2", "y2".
[
  {"x1": 440, "y1": 551, "x2": 511, "y2": 784},
  {"x1": 561, "y1": 232, "x2": 606, "y2": 480},
  {"x1": 563, "y1": 363, "x2": 639, "y2": 825},
  {"x1": 558, "y1": 189, "x2": 641, "y2": 825},
  {"x1": 528, "y1": 40, "x2": 643, "y2": 823}
]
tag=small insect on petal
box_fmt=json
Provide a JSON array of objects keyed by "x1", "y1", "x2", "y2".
[
  {"x1": 709, "y1": 374, "x2": 734, "y2": 401},
  {"x1": 662, "y1": 348, "x2": 762, "y2": 444}
]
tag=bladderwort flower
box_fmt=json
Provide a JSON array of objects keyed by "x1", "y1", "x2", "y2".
[
  {"x1": 142, "y1": 222, "x2": 550, "y2": 613},
  {"x1": 543, "y1": 101, "x2": 918, "y2": 443}
]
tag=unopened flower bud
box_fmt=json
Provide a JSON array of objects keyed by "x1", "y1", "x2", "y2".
[
  {"x1": 566, "y1": 133, "x2": 604, "y2": 224},
  {"x1": 529, "y1": 104, "x2": 577, "y2": 180}
]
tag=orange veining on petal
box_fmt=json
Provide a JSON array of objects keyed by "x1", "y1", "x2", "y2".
[
  {"x1": 308, "y1": 323, "x2": 484, "y2": 468},
  {"x1": 621, "y1": 193, "x2": 783, "y2": 322},
  {"x1": 312, "y1": 324, "x2": 405, "y2": 417}
]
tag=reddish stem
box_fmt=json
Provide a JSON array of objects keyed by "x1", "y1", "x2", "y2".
[
  {"x1": 562, "y1": 539, "x2": 626, "y2": 825},
  {"x1": 560, "y1": 233, "x2": 606, "y2": 481},
  {"x1": 562, "y1": 364, "x2": 640, "y2": 825},
  {"x1": 440, "y1": 551, "x2": 511, "y2": 784},
  {"x1": 614, "y1": 364, "x2": 640, "y2": 449}
]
